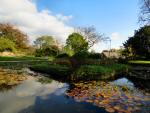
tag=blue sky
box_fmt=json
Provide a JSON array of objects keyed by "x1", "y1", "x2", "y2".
[{"x1": 36, "y1": 0, "x2": 140, "y2": 51}]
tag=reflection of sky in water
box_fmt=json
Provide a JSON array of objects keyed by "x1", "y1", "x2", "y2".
[
  {"x1": 0, "y1": 76, "x2": 149, "y2": 113},
  {"x1": 111, "y1": 78, "x2": 148, "y2": 97},
  {"x1": 0, "y1": 77, "x2": 103, "y2": 113},
  {"x1": 112, "y1": 77, "x2": 134, "y2": 89},
  {"x1": 0, "y1": 77, "x2": 68, "y2": 113}
]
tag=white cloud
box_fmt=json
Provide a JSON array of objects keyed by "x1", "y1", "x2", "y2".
[
  {"x1": 110, "y1": 32, "x2": 126, "y2": 49},
  {"x1": 0, "y1": 77, "x2": 67, "y2": 113},
  {"x1": 0, "y1": 0, "x2": 74, "y2": 43},
  {"x1": 111, "y1": 32, "x2": 122, "y2": 40},
  {"x1": 56, "y1": 14, "x2": 73, "y2": 22}
]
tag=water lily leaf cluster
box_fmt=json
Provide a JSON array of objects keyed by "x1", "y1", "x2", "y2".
[
  {"x1": 66, "y1": 81, "x2": 150, "y2": 113},
  {"x1": 0, "y1": 68, "x2": 26, "y2": 89}
]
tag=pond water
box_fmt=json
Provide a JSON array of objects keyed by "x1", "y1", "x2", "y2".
[{"x1": 0, "y1": 69, "x2": 150, "y2": 113}]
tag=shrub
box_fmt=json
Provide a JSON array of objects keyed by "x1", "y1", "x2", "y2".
[
  {"x1": 30, "y1": 63, "x2": 71, "y2": 76},
  {"x1": 72, "y1": 64, "x2": 129, "y2": 80},
  {"x1": 73, "y1": 51, "x2": 89, "y2": 59},
  {"x1": 56, "y1": 53, "x2": 69, "y2": 58},
  {"x1": 35, "y1": 46, "x2": 59, "y2": 57},
  {"x1": 53, "y1": 58, "x2": 72, "y2": 67},
  {"x1": 87, "y1": 53, "x2": 102, "y2": 59}
]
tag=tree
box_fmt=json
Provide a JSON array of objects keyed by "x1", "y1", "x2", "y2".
[
  {"x1": 34, "y1": 36, "x2": 60, "y2": 57},
  {"x1": 0, "y1": 38, "x2": 16, "y2": 52},
  {"x1": 75, "y1": 26, "x2": 104, "y2": 48},
  {"x1": 65, "y1": 33, "x2": 88, "y2": 54},
  {"x1": 35, "y1": 45, "x2": 60, "y2": 57},
  {"x1": 123, "y1": 25, "x2": 150, "y2": 59},
  {"x1": 139, "y1": 0, "x2": 150, "y2": 24},
  {"x1": 0, "y1": 23, "x2": 29, "y2": 49},
  {"x1": 34, "y1": 36, "x2": 57, "y2": 49}
]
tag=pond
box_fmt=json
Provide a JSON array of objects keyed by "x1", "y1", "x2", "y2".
[{"x1": 0, "y1": 69, "x2": 150, "y2": 113}]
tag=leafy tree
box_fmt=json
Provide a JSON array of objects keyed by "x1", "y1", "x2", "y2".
[
  {"x1": 34, "y1": 36, "x2": 60, "y2": 57},
  {"x1": 139, "y1": 0, "x2": 150, "y2": 24},
  {"x1": 0, "y1": 23, "x2": 28, "y2": 49},
  {"x1": 34, "y1": 36, "x2": 57, "y2": 49},
  {"x1": 0, "y1": 38, "x2": 16, "y2": 52},
  {"x1": 66, "y1": 33, "x2": 88, "y2": 54},
  {"x1": 35, "y1": 45, "x2": 59, "y2": 57},
  {"x1": 123, "y1": 25, "x2": 150, "y2": 59}
]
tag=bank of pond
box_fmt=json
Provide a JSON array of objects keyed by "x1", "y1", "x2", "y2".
[{"x1": 30, "y1": 63, "x2": 129, "y2": 82}]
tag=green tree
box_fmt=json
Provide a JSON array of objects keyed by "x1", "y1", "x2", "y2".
[
  {"x1": 34, "y1": 36, "x2": 60, "y2": 57},
  {"x1": 123, "y1": 25, "x2": 150, "y2": 59},
  {"x1": 0, "y1": 38, "x2": 16, "y2": 52},
  {"x1": 65, "y1": 33, "x2": 88, "y2": 54},
  {"x1": 0, "y1": 23, "x2": 29, "y2": 49},
  {"x1": 34, "y1": 36, "x2": 57, "y2": 49}
]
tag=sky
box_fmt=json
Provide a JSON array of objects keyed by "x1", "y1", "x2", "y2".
[{"x1": 0, "y1": 0, "x2": 140, "y2": 52}]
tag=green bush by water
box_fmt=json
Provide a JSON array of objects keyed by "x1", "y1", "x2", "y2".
[
  {"x1": 72, "y1": 64, "x2": 129, "y2": 80},
  {"x1": 30, "y1": 63, "x2": 71, "y2": 76}
]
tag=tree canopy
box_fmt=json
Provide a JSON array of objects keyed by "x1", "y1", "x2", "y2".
[
  {"x1": 0, "y1": 23, "x2": 29, "y2": 49},
  {"x1": 0, "y1": 38, "x2": 16, "y2": 52},
  {"x1": 65, "y1": 33, "x2": 88, "y2": 55},
  {"x1": 34, "y1": 36, "x2": 57, "y2": 49},
  {"x1": 34, "y1": 35, "x2": 60, "y2": 57},
  {"x1": 123, "y1": 25, "x2": 150, "y2": 59}
]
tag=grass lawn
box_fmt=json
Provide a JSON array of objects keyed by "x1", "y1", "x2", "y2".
[
  {"x1": 0, "y1": 56, "x2": 49, "y2": 61},
  {"x1": 129, "y1": 60, "x2": 150, "y2": 64}
]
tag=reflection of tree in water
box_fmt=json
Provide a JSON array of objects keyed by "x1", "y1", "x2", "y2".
[
  {"x1": 66, "y1": 81, "x2": 150, "y2": 113},
  {"x1": 126, "y1": 76, "x2": 150, "y2": 92}
]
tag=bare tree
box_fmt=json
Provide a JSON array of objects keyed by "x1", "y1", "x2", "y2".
[
  {"x1": 74, "y1": 26, "x2": 106, "y2": 48},
  {"x1": 139, "y1": 0, "x2": 150, "y2": 24}
]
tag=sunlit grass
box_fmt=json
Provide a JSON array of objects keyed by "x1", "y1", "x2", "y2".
[
  {"x1": 129, "y1": 60, "x2": 150, "y2": 64},
  {"x1": 0, "y1": 56, "x2": 48, "y2": 61}
]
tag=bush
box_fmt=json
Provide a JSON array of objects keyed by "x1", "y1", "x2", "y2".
[
  {"x1": 56, "y1": 53, "x2": 69, "y2": 58},
  {"x1": 30, "y1": 63, "x2": 71, "y2": 76},
  {"x1": 87, "y1": 53, "x2": 102, "y2": 59},
  {"x1": 72, "y1": 64, "x2": 129, "y2": 80},
  {"x1": 35, "y1": 46, "x2": 59, "y2": 57},
  {"x1": 53, "y1": 58, "x2": 72, "y2": 67},
  {"x1": 73, "y1": 51, "x2": 89, "y2": 59}
]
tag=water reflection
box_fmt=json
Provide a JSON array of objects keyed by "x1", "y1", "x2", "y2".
[
  {"x1": 0, "y1": 72, "x2": 150, "y2": 113},
  {"x1": 0, "y1": 77, "x2": 68, "y2": 113}
]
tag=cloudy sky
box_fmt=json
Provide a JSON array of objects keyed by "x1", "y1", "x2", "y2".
[{"x1": 0, "y1": 0, "x2": 140, "y2": 52}]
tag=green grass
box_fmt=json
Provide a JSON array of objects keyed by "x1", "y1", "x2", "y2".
[
  {"x1": 30, "y1": 63, "x2": 129, "y2": 81},
  {"x1": 129, "y1": 60, "x2": 150, "y2": 64},
  {"x1": 0, "y1": 56, "x2": 48, "y2": 61},
  {"x1": 30, "y1": 63, "x2": 71, "y2": 76},
  {"x1": 73, "y1": 64, "x2": 129, "y2": 80}
]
